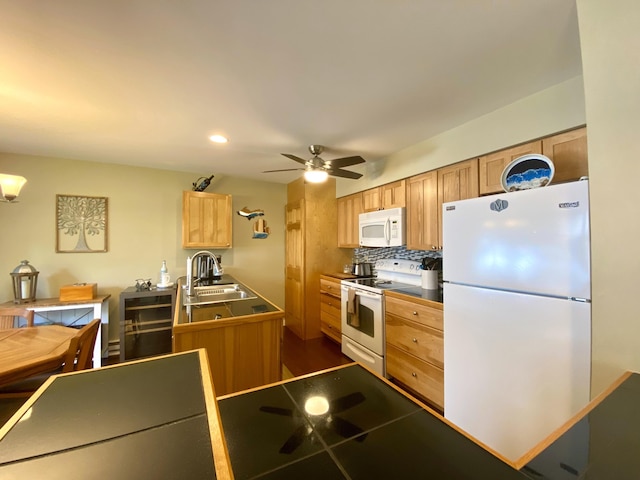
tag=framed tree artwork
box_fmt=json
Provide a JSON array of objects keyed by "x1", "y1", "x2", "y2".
[{"x1": 56, "y1": 194, "x2": 108, "y2": 253}]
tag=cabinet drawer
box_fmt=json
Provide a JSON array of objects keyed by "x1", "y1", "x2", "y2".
[
  {"x1": 321, "y1": 320, "x2": 341, "y2": 343},
  {"x1": 320, "y1": 304, "x2": 341, "y2": 330},
  {"x1": 386, "y1": 343, "x2": 444, "y2": 409},
  {"x1": 320, "y1": 293, "x2": 341, "y2": 318},
  {"x1": 386, "y1": 314, "x2": 443, "y2": 368},
  {"x1": 320, "y1": 278, "x2": 341, "y2": 296},
  {"x1": 385, "y1": 296, "x2": 443, "y2": 330}
]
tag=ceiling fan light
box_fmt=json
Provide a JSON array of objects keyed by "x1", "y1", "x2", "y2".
[
  {"x1": 209, "y1": 134, "x2": 228, "y2": 144},
  {"x1": 304, "y1": 169, "x2": 328, "y2": 183}
]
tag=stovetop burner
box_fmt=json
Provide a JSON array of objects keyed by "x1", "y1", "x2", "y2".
[{"x1": 341, "y1": 258, "x2": 423, "y2": 293}]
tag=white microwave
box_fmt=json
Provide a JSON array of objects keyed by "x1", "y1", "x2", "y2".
[{"x1": 358, "y1": 207, "x2": 406, "y2": 247}]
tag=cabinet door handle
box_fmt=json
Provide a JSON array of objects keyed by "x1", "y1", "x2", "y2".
[
  {"x1": 412, "y1": 311, "x2": 418, "y2": 316},
  {"x1": 412, "y1": 372, "x2": 417, "y2": 377},
  {"x1": 412, "y1": 338, "x2": 418, "y2": 343}
]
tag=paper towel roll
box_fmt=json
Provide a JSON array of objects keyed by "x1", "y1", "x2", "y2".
[{"x1": 421, "y1": 270, "x2": 439, "y2": 290}]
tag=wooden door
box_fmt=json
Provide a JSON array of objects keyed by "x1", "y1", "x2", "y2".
[
  {"x1": 437, "y1": 159, "x2": 479, "y2": 248},
  {"x1": 542, "y1": 127, "x2": 588, "y2": 184},
  {"x1": 337, "y1": 192, "x2": 363, "y2": 248},
  {"x1": 182, "y1": 191, "x2": 232, "y2": 248},
  {"x1": 406, "y1": 172, "x2": 439, "y2": 251},
  {"x1": 478, "y1": 141, "x2": 542, "y2": 195},
  {"x1": 285, "y1": 200, "x2": 304, "y2": 338}
]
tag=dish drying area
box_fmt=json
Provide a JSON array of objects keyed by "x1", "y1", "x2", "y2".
[{"x1": 183, "y1": 284, "x2": 257, "y2": 307}]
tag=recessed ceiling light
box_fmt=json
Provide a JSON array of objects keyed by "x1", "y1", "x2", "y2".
[{"x1": 209, "y1": 134, "x2": 228, "y2": 144}]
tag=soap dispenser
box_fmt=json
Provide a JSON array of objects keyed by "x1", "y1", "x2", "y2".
[{"x1": 159, "y1": 260, "x2": 171, "y2": 287}]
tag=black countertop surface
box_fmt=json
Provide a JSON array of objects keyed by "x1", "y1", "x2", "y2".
[
  {"x1": 0, "y1": 351, "x2": 219, "y2": 479},
  {"x1": 218, "y1": 364, "x2": 526, "y2": 480},
  {"x1": 2, "y1": 352, "x2": 639, "y2": 479},
  {"x1": 389, "y1": 285, "x2": 444, "y2": 303},
  {"x1": 521, "y1": 372, "x2": 640, "y2": 479}
]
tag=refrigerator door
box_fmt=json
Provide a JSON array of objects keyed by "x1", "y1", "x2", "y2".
[
  {"x1": 442, "y1": 181, "x2": 590, "y2": 300},
  {"x1": 444, "y1": 283, "x2": 591, "y2": 461}
]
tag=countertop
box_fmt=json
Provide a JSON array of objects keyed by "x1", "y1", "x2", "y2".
[
  {"x1": 174, "y1": 276, "x2": 282, "y2": 325},
  {"x1": 386, "y1": 285, "x2": 444, "y2": 305},
  {"x1": 2, "y1": 354, "x2": 639, "y2": 479},
  {"x1": 218, "y1": 364, "x2": 524, "y2": 479},
  {"x1": 0, "y1": 350, "x2": 230, "y2": 479}
]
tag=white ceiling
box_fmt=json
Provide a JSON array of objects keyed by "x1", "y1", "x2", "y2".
[{"x1": 0, "y1": 0, "x2": 582, "y2": 184}]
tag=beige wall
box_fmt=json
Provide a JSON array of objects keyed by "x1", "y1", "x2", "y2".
[
  {"x1": 577, "y1": 0, "x2": 640, "y2": 395},
  {"x1": 337, "y1": 76, "x2": 587, "y2": 197},
  {"x1": 0, "y1": 154, "x2": 286, "y2": 345}
]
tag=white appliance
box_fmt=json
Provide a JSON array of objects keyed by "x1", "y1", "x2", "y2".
[
  {"x1": 442, "y1": 180, "x2": 591, "y2": 461},
  {"x1": 358, "y1": 207, "x2": 406, "y2": 247},
  {"x1": 341, "y1": 258, "x2": 421, "y2": 376}
]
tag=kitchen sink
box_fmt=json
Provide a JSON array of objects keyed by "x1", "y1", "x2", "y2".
[{"x1": 183, "y1": 284, "x2": 257, "y2": 306}]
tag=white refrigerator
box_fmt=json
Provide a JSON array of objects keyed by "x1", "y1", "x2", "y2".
[{"x1": 442, "y1": 180, "x2": 591, "y2": 461}]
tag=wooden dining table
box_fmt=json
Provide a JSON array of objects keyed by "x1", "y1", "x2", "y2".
[{"x1": 0, "y1": 326, "x2": 78, "y2": 387}]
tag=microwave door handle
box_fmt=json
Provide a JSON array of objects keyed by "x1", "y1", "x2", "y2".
[{"x1": 384, "y1": 218, "x2": 390, "y2": 244}]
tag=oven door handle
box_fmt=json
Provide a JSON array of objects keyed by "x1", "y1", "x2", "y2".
[{"x1": 354, "y1": 290, "x2": 380, "y2": 299}]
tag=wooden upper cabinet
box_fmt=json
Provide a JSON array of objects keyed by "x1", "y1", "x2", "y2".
[
  {"x1": 478, "y1": 141, "x2": 542, "y2": 195},
  {"x1": 182, "y1": 191, "x2": 232, "y2": 248},
  {"x1": 337, "y1": 192, "x2": 363, "y2": 248},
  {"x1": 437, "y1": 158, "x2": 479, "y2": 247},
  {"x1": 362, "y1": 187, "x2": 381, "y2": 212},
  {"x1": 406, "y1": 172, "x2": 439, "y2": 251},
  {"x1": 362, "y1": 180, "x2": 406, "y2": 212},
  {"x1": 542, "y1": 127, "x2": 588, "y2": 184},
  {"x1": 437, "y1": 158, "x2": 479, "y2": 205},
  {"x1": 381, "y1": 180, "x2": 406, "y2": 209}
]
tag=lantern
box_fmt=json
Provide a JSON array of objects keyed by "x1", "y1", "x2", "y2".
[{"x1": 10, "y1": 260, "x2": 39, "y2": 304}]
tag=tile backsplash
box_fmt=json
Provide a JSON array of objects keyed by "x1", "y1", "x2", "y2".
[{"x1": 353, "y1": 246, "x2": 442, "y2": 264}]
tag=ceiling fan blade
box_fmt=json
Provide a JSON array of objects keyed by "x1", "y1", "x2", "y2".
[
  {"x1": 332, "y1": 416, "x2": 366, "y2": 440},
  {"x1": 279, "y1": 425, "x2": 309, "y2": 454},
  {"x1": 262, "y1": 168, "x2": 305, "y2": 173},
  {"x1": 329, "y1": 392, "x2": 366, "y2": 414},
  {"x1": 327, "y1": 155, "x2": 366, "y2": 168},
  {"x1": 281, "y1": 153, "x2": 308, "y2": 165},
  {"x1": 328, "y1": 168, "x2": 363, "y2": 180},
  {"x1": 259, "y1": 406, "x2": 294, "y2": 416}
]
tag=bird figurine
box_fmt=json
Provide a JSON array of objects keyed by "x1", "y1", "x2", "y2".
[
  {"x1": 237, "y1": 207, "x2": 264, "y2": 220},
  {"x1": 192, "y1": 175, "x2": 215, "y2": 192}
]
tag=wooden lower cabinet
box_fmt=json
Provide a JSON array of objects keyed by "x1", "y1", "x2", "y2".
[
  {"x1": 385, "y1": 292, "x2": 444, "y2": 411},
  {"x1": 320, "y1": 275, "x2": 343, "y2": 343},
  {"x1": 173, "y1": 314, "x2": 283, "y2": 396}
]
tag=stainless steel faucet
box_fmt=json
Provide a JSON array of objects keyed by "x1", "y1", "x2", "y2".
[{"x1": 186, "y1": 251, "x2": 224, "y2": 296}]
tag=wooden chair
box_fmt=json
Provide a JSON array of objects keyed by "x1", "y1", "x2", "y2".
[
  {"x1": 61, "y1": 319, "x2": 101, "y2": 372},
  {"x1": 0, "y1": 307, "x2": 34, "y2": 329}
]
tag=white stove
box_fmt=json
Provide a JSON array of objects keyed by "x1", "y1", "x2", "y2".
[{"x1": 340, "y1": 259, "x2": 422, "y2": 376}]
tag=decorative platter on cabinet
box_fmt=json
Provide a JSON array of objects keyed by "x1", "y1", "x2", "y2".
[{"x1": 501, "y1": 154, "x2": 554, "y2": 192}]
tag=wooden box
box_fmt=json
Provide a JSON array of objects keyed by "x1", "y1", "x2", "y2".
[{"x1": 60, "y1": 283, "x2": 97, "y2": 302}]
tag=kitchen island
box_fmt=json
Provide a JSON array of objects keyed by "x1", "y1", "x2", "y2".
[
  {"x1": 172, "y1": 276, "x2": 284, "y2": 396},
  {"x1": 1, "y1": 351, "x2": 639, "y2": 478}
]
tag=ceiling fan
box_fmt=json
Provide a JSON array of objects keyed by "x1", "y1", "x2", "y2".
[{"x1": 263, "y1": 145, "x2": 365, "y2": 182}]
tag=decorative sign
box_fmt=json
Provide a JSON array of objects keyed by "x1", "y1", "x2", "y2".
[{"x1": 56, "y1": 195, "x2": 108, "y2": 253}]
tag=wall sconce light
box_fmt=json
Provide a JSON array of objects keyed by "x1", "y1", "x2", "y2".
[
  {"x1": 0, "y1": 174, "x2": 27, "y2": 202},
  {"x1": 10, "y1": 260, "x2": 39, "y2": 304},
  {"x1": 303, "y1": 168, "x2": 328, "y2": 183}
]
